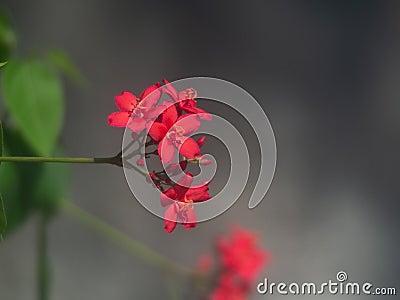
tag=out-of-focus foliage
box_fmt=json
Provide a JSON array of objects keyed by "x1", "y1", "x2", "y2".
[
  {"x1": 2, "y1": 59, "x2": 64, "y2": 156},
  {"x1": 0, "y1": 9, "x2": 16, "y2": 62},
  {"x1": 47, "y1": 48, "x2": 87, "y2": 86},
  {"x1": 0, "y1": 7, "x2": 83, "y2": 236},
  {"x1": 0, "y1": 128, "x2": 69, "y2": 235},
  {"x1": 0, "y1": 120, "x2": 6, "y2": 240}
]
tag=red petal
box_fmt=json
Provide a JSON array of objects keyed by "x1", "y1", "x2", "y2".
[
  {"x1": 140, "y1": 84, "x2": 161, "y2": 108},
  {"x1": 183, "y1": 106, "x2": 212, "y2": 120},
  {"x1": 174, "y1": 173, "x2": 193, "y2": 200},
  {"x1": 197, "y1": 136, "x2": 206, "y2": 147},
  {"x1": 162, "y1": 79, "x2": 179, "y2": 101},
  {"x1": 175, "y1": 114, "x2": 201, "y2": 134},
  {"x1": 148, "y1": 122, "x2": 168, "y2": 141},
  {"x1": 182, "y1": 206, "x2": 197, "y2": 230},
  {"x1": 162, "y1": 104, "x2": 178, "y2": 129},
  {"x1": 108, "y1": 112, "x2": 130, "y2": 127},
  {"x1": 128, "y1": 117, "x2": 146, "y2": 132},
  {"x1": 143, "y1": 105, "x2": 166, "y2": 119},
  {"x1": 160, "y1": 188, "x2": 177, "y2": 207},
  {"x1": 178, "y1": 137, "x2": 200, "y2": 159},
  {"x1": 164, "y1": 203, "x2": 179, "y2": 233},
  {"x1": 186, "y1": 186, "x2": 211, "y2": 202},
  {"x1": 115, "y1": 91, "x2": 137, "y2": 111},
  {"x1": 158, "y1": 137, "x2": 175, "y2": 164}
]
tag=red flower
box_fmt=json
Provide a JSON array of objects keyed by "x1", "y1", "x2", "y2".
[
  {"x1": 216, "y1": 227, "x2": 268, "y2": 286},
  {"x1": 197, "y1": 227, "x2": 269, "y2": 300},
  {"x1": 162, "y1": 79, "x2": 212, "y2": 120},
  {"x1": 160, "y1": 173, "x2": 211, "y2": 233},
  {"x1": 149, "y1": 104, "x2": 202, "y2": 164},
  {"x1": 108, "y1": 84, "x2": 164, "y2": 132}
]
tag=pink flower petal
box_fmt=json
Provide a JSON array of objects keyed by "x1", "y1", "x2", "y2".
[
  {"x1": 164, "y1": 203, "x2": 179, "y2": 233},
  {"x1": 128, "y1": 117, "x2": 146, "y2": 132},
  {"x1": 175, "y1": 114, "x2": 201, "y2": 134},
  {"x1": 108, "y1": 112, "x2": 131, "y2": 127},
  {"x1": 143, "y1": 105, "x2": 166, "y2": 119},
  {"x1": 182, "y1": 206, "x2": 197, "y2": 230},
  {"x1": 158, "y1": 137, "x2": 175, "y2": 164}
]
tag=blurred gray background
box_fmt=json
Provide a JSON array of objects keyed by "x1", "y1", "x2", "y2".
[{"x1": 0, "y1": 0, "x2": 399, "y2": 299}]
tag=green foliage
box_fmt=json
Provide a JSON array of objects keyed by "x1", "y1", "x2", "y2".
[
  {"x1": 0, "y1": 10, "x2": 83, "y2": 237},
  {"x1": 0, "y1": 9, "x2": 17, "y2": 61},
  {"x1": 0, "y1": 120, "x2": 6, "y2": 240},
  {"x1": 0, "y1": 127, "x2": 69, "y2": 236},
  {"x1": 2, "y1": 59, "x2": 64, "y2": 156},
  {"x1": 46, "y1": 48, "x2": 87, "y2": 86}
]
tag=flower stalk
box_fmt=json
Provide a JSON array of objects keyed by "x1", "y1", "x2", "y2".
[{"x1": 62, "y1": 201, "x2": 193, "y2": 276}]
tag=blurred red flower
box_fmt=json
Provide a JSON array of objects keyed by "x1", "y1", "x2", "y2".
[{"x1": 196, "y1": 227, "x2": 269, "y2": 300}]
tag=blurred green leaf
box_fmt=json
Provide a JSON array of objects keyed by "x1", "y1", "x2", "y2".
[
  {"x1": 0, "y1": 195, "x2": 5, "y2": 241},
  {"x1": 0, "y1": 61, "x2": 7, "y2": 67},
  {"x1": 2, "y1": 59, "x2": 64, "y2": 156},
  {"x1": 0, "y1": 127, "x2": 69, "y2": 236},
  {"x1": 0, "y1": 119, "x2": 3, "y2": 158},
  {"x1": 0, "y1": 119, "x2": 6, "y2": 240},
  {"x1": 46, "y1": 49, "x2": 87, "y2": 86},
  {"x1": 0, "y1": 9, "x2": 17, "y2": 61}
]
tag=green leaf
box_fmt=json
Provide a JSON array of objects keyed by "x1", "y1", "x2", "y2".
[
  {"x1": 0, "y1": 127, "x2": 69, "y2": 236},
  {"x1": 0, "y1": 9, "x2": 17, "y2": 61},
  {"x1": 0, "y1": 61, "x2": 7, "y2": 67},
  {"x1": 46, "y1": 49, "x2": 87, "y2": 86},
  {"x1": 0, "y1": 119, "x2": 6, "y2": 240},
  {"x1": 2, "y1": 59, "x2": 64, "y2": 156}
]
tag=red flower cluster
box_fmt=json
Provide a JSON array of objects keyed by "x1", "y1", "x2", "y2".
[
  {"x1": 197, "y1": 227, "x2": 269, "y2": 300},
  {"x1": 108, "y1": 79, "x2": 213, "y2": 233}
]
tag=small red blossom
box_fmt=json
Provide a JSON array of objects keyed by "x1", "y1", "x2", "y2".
[
  {"x1": 149, "y1": 104, "x2": 202, "y2": 164},
  {"x1": 108, "y1": 84, "x2": 164, "y2": 132},
  {"x1": 160, "y1": 173, "x2": 211, "y2": 233}
]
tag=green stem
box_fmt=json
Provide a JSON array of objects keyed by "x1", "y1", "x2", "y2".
[
  {"x1": 0, "y1": 156, "x2": 122, "y2": 166},
  {"x1": 38, "y1": 212, "x2": 50, "y2": 300},
  {"x1": 62, "y1": 201, "x2": 193, "y2": 276}
]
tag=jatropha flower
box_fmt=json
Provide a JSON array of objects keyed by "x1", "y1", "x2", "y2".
[
  {"x1": 108, "y1": 79, "x2": 213, "y2": 232},
  {"x1": 149, "y1": 104, "x2": 202, "y2": 164},
  {"x1": 160, "y1": 173, "x2": 211, "y2": 233},
  {"x1": 196, "y1": 227, "x2": 269, "y2": 300},
  {"x1": 108, "y1": 84, "x2": 163, "y2": 132}
]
